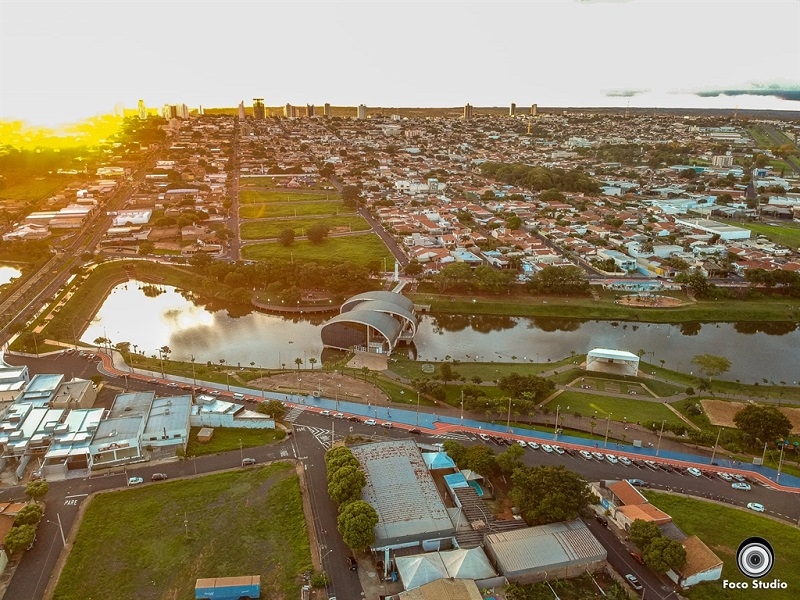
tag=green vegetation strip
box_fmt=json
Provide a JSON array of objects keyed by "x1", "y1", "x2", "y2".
[
  {"x1": 242, "y1": 234, "x2": 393, "y2": 267},
  {"x1": 0, "y1": 177, "x2": 64, "y2": 202},
  {"x1": 406, "y1": 292, "x2": 799, "y2": 323},
  {"x1": 185, "y1": 426, "x2": 285, "y2": 457},
  {"x1": 240, "y1": 201, "x2": 349, "y2": 219},
  {"x1": 730, "y1": 221, "x2": 800, "y2": 251},
  {"x1": 54, "y1": 463, "x2": 311, "y2": 600},
  {"x1": 544, "y1": 391, "x2": 685, "y2": 427},
  {"x1": 643, "y1": 491, "x2": 800, "y2": 600},
  {"x1": 239, "y1": 190, "x2": 338, "y2": 204},
  {"x1": 240, "y1": 215, "x2": 369, "y2": 240}
]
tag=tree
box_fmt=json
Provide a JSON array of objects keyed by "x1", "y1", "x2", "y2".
[
  {"x1": 327, "y1": 465, "x2": 366, "y2": 505},
  {"x1": 308, "y1": 357, "x2": 318, "y2": 370},
  {"x1": 630, "y1": 519, "x2": 662, "y2": 552},
  {"x1": 404, "y1": 259, "x2": 423, "y2": 276},
  {"x1": 462, "y1": 445, "x2": 497, "y2": 475},
  {"x1": 439, "y1": 363, "x2": 456, "y2": 387},
  {"x1": 278, "y1": 228, "x2": 295, "y2": 246},
  {"x1": 306, "y1": 223, "x2": 330, "y2": 244},
  {"x1": 733, "y1": 404, "x2": 792, "y2": 444},
  {"x1": 325, "y1": 447, "x2": 359, "y2": 474},
  {"x1": 294, "y1": 357, "x2": 303, "y2": 372},
  {"x1": 25, "y1": 481, "x2": 49, "y2": 502},
  {"x1": 337, "y1": 500, "x2": 378, "y2": 549},
  {"x1": 256, "y1": 400, "x2": 286, "y2": 420},
  {"x1": 691, "y1": 354, "x2": 731, "y2": 383},
  {"x1": 644, "y1": 537, "x2": 687, "y2": 573},
  {"x1": 14, "y1": 503, "x2": 44, "y2": 526},
  {"x1": 3, "y1": 524, "x2": 36, "y2": 555},
  {"x1": 498, "y1": 373, "x2": 555, "y2": 401},
  {"x1": 341, "y1": 185, "x2": 361, "y2": 206},
  {"x1": 442, "y1": 440, "x2": 466, "y2": 466},
  {"x1": 497, "y1": 443, "x2": 525, "y2": 474},
  {"x1": 510, "y1": 465, "x2": 591, "y2": 525},
  {"x1": 138, "y1": 241, "x2": 155, "y2": 255}
]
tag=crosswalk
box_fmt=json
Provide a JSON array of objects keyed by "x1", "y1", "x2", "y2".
[
  {"x1": 283, "y1": 406, "x2": 306, "y2": 422},
  {"x1": 429, "y1": 431, "x2": 473, "y2": 441}
]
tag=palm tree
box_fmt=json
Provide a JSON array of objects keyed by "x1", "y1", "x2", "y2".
[
  {"x1": 308, "y1": 358, "x2": 317, "y2": 370},
  {"x1": 294, "y1": 358, "x2": 303, "y2": 373}
]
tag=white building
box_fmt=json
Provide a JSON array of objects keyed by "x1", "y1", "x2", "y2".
[{"x1": 586, "y1": 349, "x2": 639, "y2": 376}]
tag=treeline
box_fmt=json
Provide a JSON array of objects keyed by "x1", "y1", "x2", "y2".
[
  {"x1": 479, "y1": 162, "x2": 599, "y2": 194},
  {"x1": 426, "y1": 264, "x2": 591, "y2": 296}
]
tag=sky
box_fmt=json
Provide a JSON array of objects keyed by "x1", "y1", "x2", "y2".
[{"x1": 1, "y1": 0, "x2": 799, "y2": 126}]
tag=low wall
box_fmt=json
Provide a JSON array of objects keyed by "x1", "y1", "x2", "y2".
[{"x1": 190, "y1": 414, "x2": 275, "y2": 429}]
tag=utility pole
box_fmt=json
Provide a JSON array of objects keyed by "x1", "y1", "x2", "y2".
[
  {"x1": 554, "y1": 405, "x2": 561, "y2": 440},
  {"x1": 655, "y1": 420, "x2": 666, "y2": 456},
  {"x1": 710, "y1": 428, "x2": 722, "y2": 465},
  {"x1": 603, "y1": 413, "x2": 613, "y2": 448}
]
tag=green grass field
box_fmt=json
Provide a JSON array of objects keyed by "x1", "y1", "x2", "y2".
[
  {"x1": 240, "y1": 201, "x2": 349, "y2": 219},
  {"x1": 241, "y1": 234, "x2": 393, "y2": 267},
  {"x1": 185, "y1": 426, "x2": 285, "y2": 457},
  {"x1": 239, "y1": 177, "x2": 329, "y2": 190},
  {"x1": 240, "y1": 215, "x2": 369, "y2": 240},
  {"x1": 0, "y1": 177, "x2": 64, "y2": 202},
  {"x1": 644, "y1": 491, "x2": 800, "y2": 600},
  {"x1": 732, "y1": 221, "x2": 800, "y2": 250},
  {"x1": 54, "y1": 463, "x2": 311, "y2": 600},
  {"x1": 239, "y1": 190, "x2": 337, "y2": 204},
  {"x1": 544, "y1": 391, "x2": 685, "y2": 427},
  {"x1": 388, "y1": 355, "x2": 576, "y2": 382}
]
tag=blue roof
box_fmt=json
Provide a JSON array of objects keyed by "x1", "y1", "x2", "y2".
[{"x1": 423, "y1": 451, "x2": 456, "y2": 470}]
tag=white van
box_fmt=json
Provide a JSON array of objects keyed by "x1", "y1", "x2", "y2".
[{"x1": 232, "y1": 393, "x2": 245, "y2": 400}]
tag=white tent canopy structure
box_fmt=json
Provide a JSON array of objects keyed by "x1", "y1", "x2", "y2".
[
  {"x1": 586, "y1": 348, "x2": 639, "y2": 376},
  {"x1": 396, "y1": 548, "x2": 496, "y2": 591}
]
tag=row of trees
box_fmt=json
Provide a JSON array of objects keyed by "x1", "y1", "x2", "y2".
[
  {"x1": 324, "y1": 447, "x2": 378, "y2": 550},
  {"x1": 425, "y1": 264, "x2": 591, "y2": 296},
  {"x1": 629, "y1": 519, "x2": 687, "y2": 574},
  {"x1": 479, "y1": 162, "x2": 600, "y2": 194}
]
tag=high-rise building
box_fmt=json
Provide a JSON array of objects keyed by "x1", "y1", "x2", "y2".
[
  {"x1": 162, "y1": 104, "x2": 177, "y2": 119},
  {"x1": 198, "y1": 105, "x2": 204, "y2": 116},
  {"x1": 138, "y1": 99, "x2": 147, "y2": 120},
  {"x1": 284, "y1": 103, "x2": 297, "y2": 118},
  {"x1": 509, "y1": 103, "x2": 516, "y2": 117},
  {"x1": 323, "y1": 103, "x2": 331, "y2": 118},
  {"x1": 357, "y1": 104, "x2": 367, "y2": 119},
  {"x1": 179, "y1": 104, "x2": 189, "y2": 119},
  {"x1": 253, "y1": 98, "x2": 265, "y2": 120},
  {"x1": 238, "y1": 101, "x2": 246, "y2": 120},
  {"x1": 530, "y1": 104, "x2": 538, "y2": 117},
  {"x1": 712, "y1": 155, "x2": 734, "y2": 168},
  {"x1": 463, "y1": 104, "x2": 473, "y2": 120},
  {"x1": 113, "y1": 102, "x2": 125, "y2": 118},
  {"x1": 307, "y1": 104, "x2": 315, "y2": 117}
]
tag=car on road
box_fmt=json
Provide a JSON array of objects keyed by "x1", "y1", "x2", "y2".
[
  {"x1": 626, "y1": 479, "x2": 648, "y2": 487},
  {"x1": 347, "y1": 556, "x2": 358, "y2": 571},
  {"x1": 552, "y1": 445, "x2": 565, "y2": 455},
  {"x1": 242, "y1": 458, "x2": 256, "y2": 466},
  {"x1": 364, "y1": 419, "x2": 377, "y2": 426},
  {"x1": 747, "y1": 502, "x2": 765, "y2": 512},
  {"x1": 595, "y1": 515, "x2": 608, "y2": 526},
  {"x1": 348, "y1": 416, "x2": 361, "y2": 423},
  {"x1": 382, "y1": 422, "x2": 393, "y2": 428},
  {"x1": 605, "y1": 454, "x2": 618, "y2": 464},
  {"x1": 320, "y1": 410, "x2": 331, "y2": 416},
  {"x1": 630, "y1": 552, "x2": 644, "y2": 564},
  {"x1": 517, "y1": 439, "x2": 528, "y2": 447},
  {"x1": 687, "y1": 467, "x2": 702, "y2": 477},
  {"x1": 644, "y1": 460, "x2": 659, "y2": 470},
  {"x1": 151, "y1": 473, "x2": 168, "y2": 481},
  {"x1": 479, "y1": 433, "x2": 491, "y2": 442},
  {"x1": 541, "y1": 444, "x2": 554, "y2": 453},
  {"x1": 732, "y1": 482, "x2": 751, "y2": 491},
  {"x1": 128, "y1": 477, "x2": 143, "y2": 486},
  {"x1": 408, "y1": 428, "x2": 421, "y2": 435},
  {"x1": 333, "y1": 412, "x2": 345, "y2": 419},
  {"x1": 619, "y1": 456, "x2": 632, "y2": 466},
  {"x1": 717, "y1": 472, "x2": 733, "y2": 481},
  {"x1": 562, "y1": 447, "x2": 576, "y2": 456},
  {"x1": 527, "y1": 441, "x2": 540, "y2": 450},
  {"x1": 580, "y1": 450, "x2": 593, "y2": 460},
  {"x1": 625, "y1": 574, "x2": 643, "y2": 591},
  {"x1": 732, "y1": 474, "x2": 746, "y2": 482}
]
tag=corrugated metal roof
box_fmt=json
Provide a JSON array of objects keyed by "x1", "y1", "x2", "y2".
[{"x1": 341, "y1": 291, "x2": 415, "y2": 314}]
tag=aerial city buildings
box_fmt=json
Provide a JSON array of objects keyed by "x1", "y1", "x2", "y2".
[{"x1": 252, "y1": 98, "x2": 265, "y2": 120}]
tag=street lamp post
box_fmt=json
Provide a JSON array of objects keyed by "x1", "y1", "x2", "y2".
[
  {"x1": 776, "y1": 441, "x2": 786, "y2": 483},
  {"x1": 603, "y1": 413, "x2": 612, "y2": 448},
  {"x1": 460, "y1": 390, "x2": 464, "y2": 421},
  {"x1": 655, "y1": 419, "x2": 666, "y2": 457},
  {"x1": 226, "y1": 371, "x2": 230, "y2": 392},
  {"x1": 710, "y1": 428, "x2": 722, "y2": 465},
  {"x1": 554, "y1": 404, "x2": 560, "y2": 440},
  {"x1": 238, "y1": 438, "x2": 243, "y2": 463},
  {"x1": 336, "y1": 384, "x2": 341, "y2": 410},
  {"x1": 416, "y1": 390, "x2": 420, "y2": 427},
  {"x1": 190, "y1": 354, "x2": 196, "y2": 389},
  {"x1": 506, "y1": 397, "x2": 513, "y2": 432}
]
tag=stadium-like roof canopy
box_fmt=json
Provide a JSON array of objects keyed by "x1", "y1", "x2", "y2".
[{"x1": 341, "y1": 290, "x2": 415, "y2": 314}]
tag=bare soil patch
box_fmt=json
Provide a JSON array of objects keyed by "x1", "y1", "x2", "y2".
[
  {"x1": 700, "y1": 399, "x2": 800, "y2": 433},
  {"x1": 254, "y1": 371, "x2": 388, "y2": 404},
  {"x1": 617, "y1": 294, "x2": 685, "y2": 308}
]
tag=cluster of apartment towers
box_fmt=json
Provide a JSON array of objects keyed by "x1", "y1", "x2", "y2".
[{"x1": 243, "y1": 99, "x2": 539, "y2": 120}]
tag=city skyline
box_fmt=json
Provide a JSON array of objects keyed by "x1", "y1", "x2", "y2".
[{"x1": 1, "y1": 0, "x2": 799, "y2": 127}]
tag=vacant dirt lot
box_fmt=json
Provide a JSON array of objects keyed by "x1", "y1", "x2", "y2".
[
  {"x1": 701, "y1": 399, "x2": 800, "y2": 433},
  {"x1": 253, "y1": 371, "x2": 388, "y2": 405}
]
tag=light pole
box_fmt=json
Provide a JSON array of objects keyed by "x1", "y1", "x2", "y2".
[
  {"x1": 554, "y1": 405, "x2": 560, "y2": 440},
  {"x1": 226, "y1": 371, "x2": 230, "y2": 392},
  {"x1": 190, "y1": 354, "x2": 196, "y2": 389},
  {"x1": 710, "y1": 428, "x2": 722, "y2": 465},
  {"x1": 603, "y1": 413, "x2": 612, "y2": 448},
  {"x1": 416, "y1": 390, "x2": 420, "y2": 427},
  {"x1": 239, "y1": 438, "x2": 243, "y2": 463},
  {"x1": 776, "y1": 441, "x2": 786, "y2": 483},
  {"x1": 260, "y1": 365, "x2": 265, "y2": 401},
  {"x1": 336, "y1": 384, "x2": 341, "y2": 410},
  {"x1": 655, "y1": 419, "x2": 666, "y2": 456},
  {"x1": 460, "y1": 390, "x2": 464, "y2": 422},
  {"x1": 506, "y1": 397, "x2": 514, "y2": 432}
]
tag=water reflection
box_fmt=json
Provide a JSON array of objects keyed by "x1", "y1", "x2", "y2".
[
  {"x1": 0, "y1": 265, "x2": 22, "y2": 287},
  {"x1": 82, "y1": 281, "x2": 800, "y2": 383}
]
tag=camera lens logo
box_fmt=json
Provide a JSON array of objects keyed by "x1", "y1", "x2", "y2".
[{"x1": 737, "y1": 537, "x2": 774, "y2": 579}]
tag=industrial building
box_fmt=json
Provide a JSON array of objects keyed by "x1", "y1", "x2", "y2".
[
  {"x1": 396, "y1": 547, "x2": 497, "y2": 591},
  {"x1": 484, "y1": 520, "x2": 607, "y2": 584}
]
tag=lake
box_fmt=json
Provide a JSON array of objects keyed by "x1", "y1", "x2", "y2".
[
  {"x1": 0, "y1": 265, "x2": 22, "y2": 287},
  {"x1": 81, "y1": 281, "x2": 800, "y2": 384}
]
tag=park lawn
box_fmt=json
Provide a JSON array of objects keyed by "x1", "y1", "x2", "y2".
[
  {"x1": 388, "y1": 355, "x2": 576, "y2": 383},
  {"x1": 544, "y1": 391, "x2": 684, "y2": 427},
  {"x1": 241, "y1": 234, "x2": 392, "y2": 267},
  {"x1": 374, "y1": 377, "x2": 437, "y2": 408},
  {"x1": 0, "y1": 177, "x2": 64, "y2": 203},
  {"x1": 53, "y1": 463, "x2": 311, "y2": 600},
  {"x1": 240, "y1": 201, "x2": 350, "y2": 219},
  {"x1": 185, "y1": 426, "x2": 285, "y2": 457},
  {"x1": 731, "y1": 221, "x2": 800, "y2": 250},
  {"x1": 240, "y1": 215, "x2": 369, "y2": 240},
  {"x1": 643, "y1": 491, "x2": 800, "y2": 600},
  {"x1": 239, "y1": 190, "x2": 338, "y2": 204}
]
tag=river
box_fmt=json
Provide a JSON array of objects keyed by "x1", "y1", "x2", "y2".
[{"x1": 81, "y1": 281, "x2": 800, "y2": 384}]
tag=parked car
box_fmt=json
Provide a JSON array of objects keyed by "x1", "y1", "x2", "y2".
[
  {"x1": 562, "y1": 447, "x2": 576, "y2": 456},
  {"x1": 151, "y1": 473, "x2": 168, "y2": 481},
  {"x1": 595, "y1": 515, "x2": 608, "y2": 527},
  {"x1": 128, "y1": 477, "x2": 143, "y2": 486},
  {"x1": 605, "y1": 454, "x2": 618, "y2": 464},
  {"x1": 732, "y1": 474, "x2": 746, "y2": 482},
  {"x1": 747, "y1": 502, "x2": 765, "y2": 512},
  {"x1": 347, "y1": 556, "x2": 358, "y2": 571},
  {"x1": 382, "y1": 422, "x2": 393, "y2": 429},
  {"x1": 541, "y1": 444, "x2": 554, "y2": 453},
  {"x1": 626, "y1": 479, "x2": 648, "y2": 487},
  {"x1": 552, "y1": 445, "x2": 565, "y2": 455},
  {"x1": 630, "y1": 552, "x2": 644, "y2": 564},
  {"x1": 517, "y1": 439, "x2": 528, "y2": 447},
  {"x1": 479, "y1": 433, "x2": 491, "y2": 442},
  {"x1": 592, "y1": 452, "x2": 605, "y2": 461},
  {"x1": 717, "y1": 472, "x2": 733, "y2": 481},
  {"x1": 320, "y1": 410, "x2": 331, "y2": 416},
  {"x1": 408, "y1": 428, "x2": 421, "y2": 435},
  {"x1": 644, "y1": 460, "x2": 659, "y2": 470},
  {"x1": 619, "y1": 456, "x2": 632, "y2": 466},
  {"x1": 732, "y1": 482, "x2": 751, "y2": 491},
  {"x1": 527, "y1": 441, "x2": 540, "y2": 450},
  {"x1": 242, "y1": 458, "x2": 256, "y2": 466},
  {"x1": 687, "y1": 467, "x2": 702, "y2": 477},
  {"x1": 333, "y1": 412, "x2": 345, "y2": 419},
  {"x1": 364, "y1": 419, "x2": 377, "y2": 426},
  {"x1": 580, "y1": 450, "x2": 593, "y2": 460},
  {"x1": 625, "y1": 574, "x2": 643, "y2": 591},
  {"x1": 348, "y1": 416, "x2": 361, "y2": 423}
]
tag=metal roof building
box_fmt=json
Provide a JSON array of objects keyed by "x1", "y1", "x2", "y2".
[
  {"x1": 322, "y1": 291, "x2": 418, "y2": 355},
  {"x1": 396, "y1": 547, "x2": 496, "y2": 590},
  {"x1": 586, "y1": 348, "x2": 639, "y2": 376},
  {"x1": 485, "y1": 519, "x2": 607, "y2": 584},
  {"x1": 350, "y1": 439, "x2": 455, "y2": 550}
]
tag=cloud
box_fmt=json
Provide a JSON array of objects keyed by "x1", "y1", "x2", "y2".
[
  {"x1": 604, "y1": 88, "x2": 650, "y2": 98},
  {"x1": 690, "y1": 83, "x2": 800, "y2": 102}
]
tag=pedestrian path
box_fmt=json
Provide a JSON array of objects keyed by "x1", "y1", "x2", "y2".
[{"x1": 283, "y1": 406, "x2": 306, "y2": 423}]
